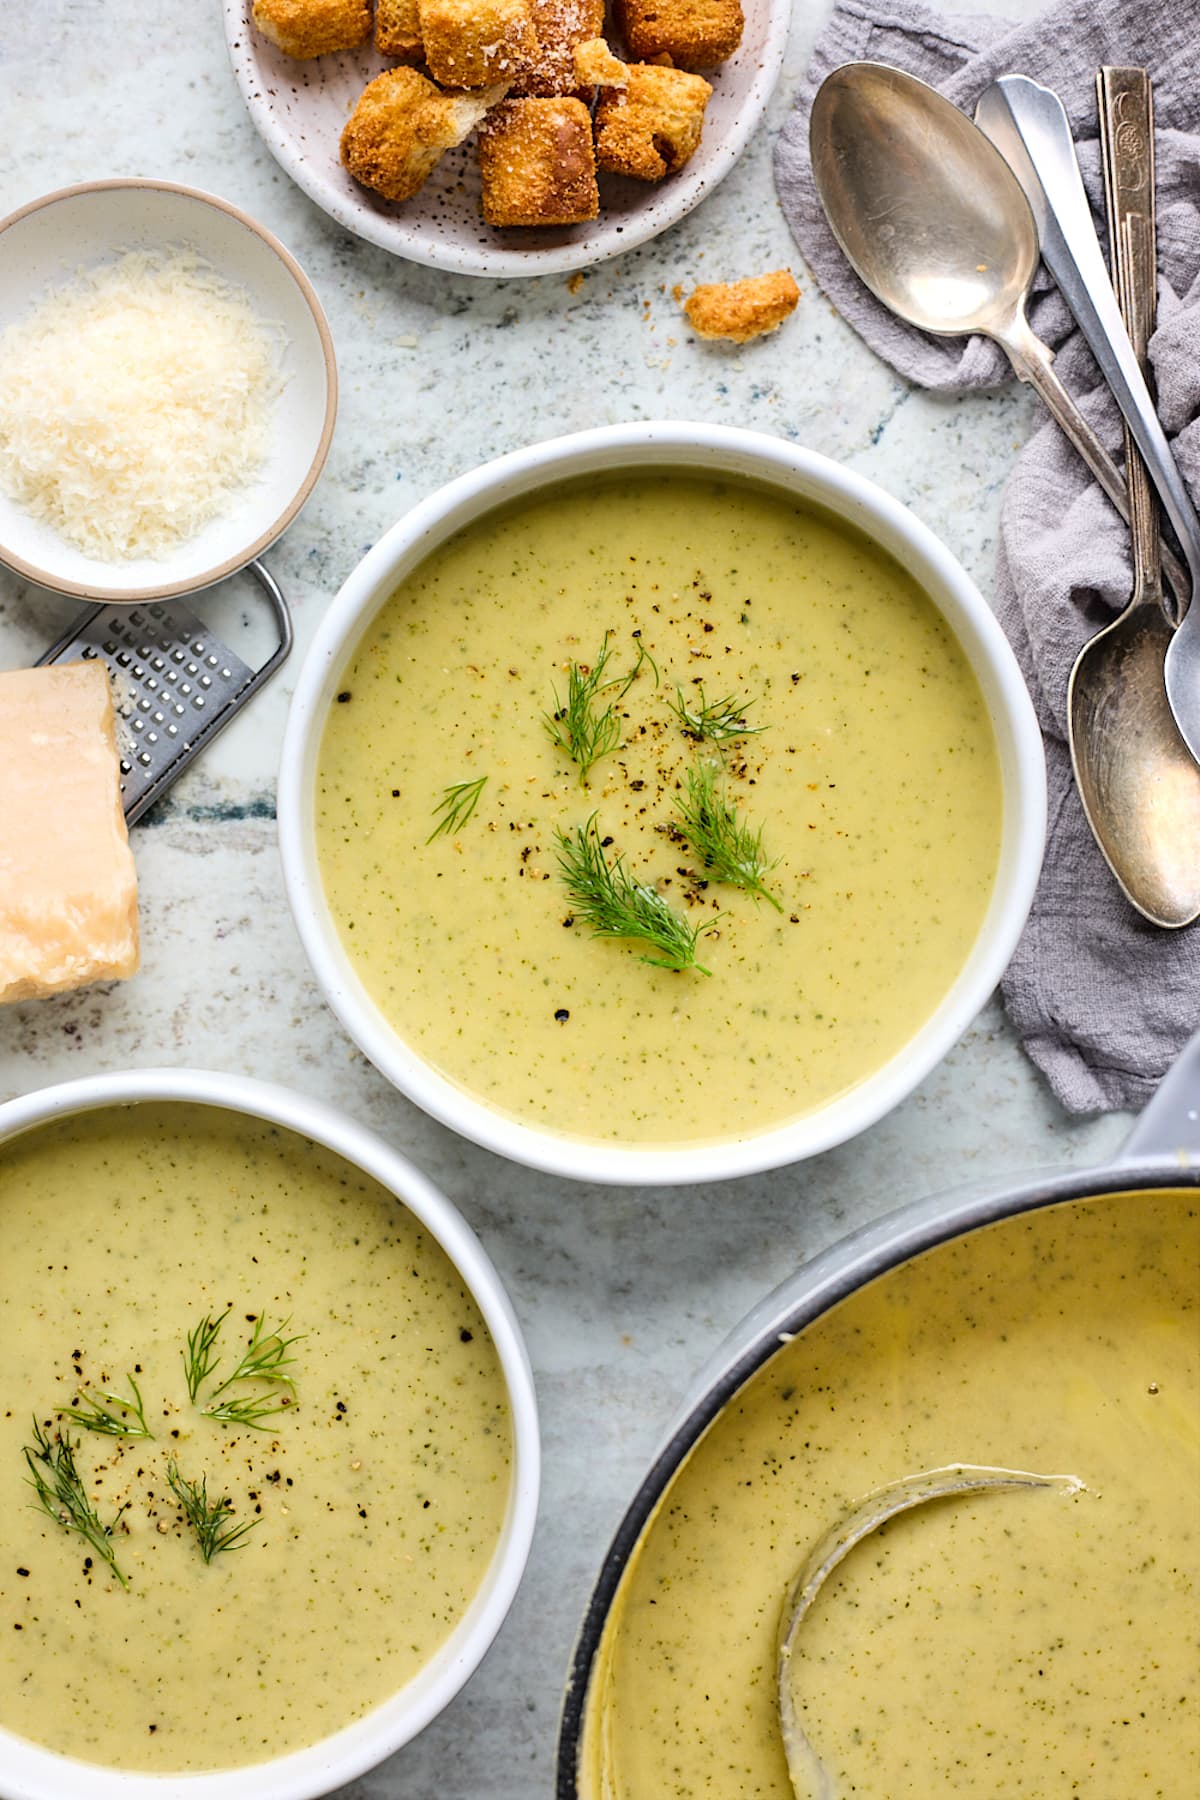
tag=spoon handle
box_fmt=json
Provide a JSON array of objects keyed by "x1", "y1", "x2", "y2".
[
  {"x1": 1099, "y1": 68, "x2": 1169, "y2": 620},
  {"x1": 998, "y1": 307, "x2": 1187, "y2": 606},
  {"x1": 976, "y1": 74, "x2": 1200, "y2": 607}
]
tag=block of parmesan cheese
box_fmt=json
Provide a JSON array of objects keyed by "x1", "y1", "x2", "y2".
[{"x1": 0, "y1": 660, "x2": 139, "y2": 1003}]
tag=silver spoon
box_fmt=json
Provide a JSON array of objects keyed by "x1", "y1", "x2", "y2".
[
  {"x1": 1061, "y1": 68, "x2": 1200, "y2": 927},
  {"x1": 808, "y1": 62, "x2": 1189, "y2": 612},
  {"x1": 776, "y1": 1464, "x2": 1086, "y2": 1800},
  {"x1": 975, "y1": 73, "x2": 1200, "y2": 765}
]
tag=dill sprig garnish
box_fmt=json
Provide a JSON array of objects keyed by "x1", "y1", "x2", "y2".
[
  {"x1": 197, "y1": 1313, "x2": 302, "y2": 1429},
  {"x1": 621, "y1": 639, "x2": 660, "y2": 694},
  {"x1": 183, "y1": 1309, "x2": 302, "y2": 1428},
  {"x1": 544, "y1": 637, "x2": 656, "y2": 784},
  {"x1": 669, "y1": 683, "x2": 765, "y2": 744},
  {"x1": 24, "y1": 1420, "x2": 129, "y2": 1587},
  {"x1": 674, "y1": 764, "x2": 784, "y2": 911},
  {"x1": 555, "y1": 816, "x2": 716, "y2": 974},
  {"x1": 166, "y1": 1458, "x2": 259, "y2": 1563},
  {"x1": 428, "y1": 775, "x2": 488, "y2": 842},
  {"x1": 63, "y1": 1375, "x2": 154, "y2": 1440},
  {"x1": 204, "y1": 1392, "x2": 293, "y2": 1430},
  {"x1": 208, "y1": 1314, "x2": 302, "y2": 1398},
  {"x1": 544, "y1": 637, "x2": 623, "y2": 783},
  {"x1": 184, "y1": 1307, "x2": 230, "y2": 1402}
]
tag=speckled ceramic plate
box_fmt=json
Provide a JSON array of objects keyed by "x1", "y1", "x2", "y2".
[{"x1": 222, "y1": 0, "x2": 791, "y2": 278}]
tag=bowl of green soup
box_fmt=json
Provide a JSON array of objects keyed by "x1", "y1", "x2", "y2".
[
  {"x1": 0, "y1": 1069, "x2": 539, "y2": 1798},
  {"x1": 279, "y1": 423, "x2": 1045, "y2": 1183}
]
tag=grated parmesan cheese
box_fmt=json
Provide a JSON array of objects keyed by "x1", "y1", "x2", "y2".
[{"x1": 0, "y1": 250, "x2": 285, "y2": 562}]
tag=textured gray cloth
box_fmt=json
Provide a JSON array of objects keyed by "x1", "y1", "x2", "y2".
[{"x1": 775, "y1": 0, "x2": 1200, "y2": 1113}]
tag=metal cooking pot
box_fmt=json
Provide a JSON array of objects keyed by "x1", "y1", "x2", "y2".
[{"x1": 556, "y1": 1032, "x2": 1200, "y2": 1795}]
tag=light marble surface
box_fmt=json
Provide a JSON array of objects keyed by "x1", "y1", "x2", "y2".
[{"x1": 0, "y1": 4, "x2": 1131, "y2": 1796}]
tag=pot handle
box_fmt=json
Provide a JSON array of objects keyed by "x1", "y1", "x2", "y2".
[{"x1": 1118, "y1": 1026, "x2": 1200, "y2": 1163}]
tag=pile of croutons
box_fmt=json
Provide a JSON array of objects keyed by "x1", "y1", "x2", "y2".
[{"x1": 251, "y1": 0, "x2": 745, "y2": 227}]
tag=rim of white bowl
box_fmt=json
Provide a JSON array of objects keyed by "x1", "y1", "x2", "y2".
[
  {"x1": 222, "y1": 1, "x2": 793, "y2": 279},
  {"x1": 0, "y1": 1069, "x2": 540, "y2": 1800},
  {"x1": 278, "y1": 422, "x2": 1047, "y2": 1186},
  {"x1": 0, "y1": 179, "x2": 338, "y2": 603}
]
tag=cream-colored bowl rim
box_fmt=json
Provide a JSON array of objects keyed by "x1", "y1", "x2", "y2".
[
  {"x1": 279, "y1": 422, "x2": 1047, "y2": 1185},
  {"x1": 0, "y1": 1068, "x2": 540, "y2": 1800},
  {"x1": 0, "y1": 178, "x2": 337, "y2": 603}
]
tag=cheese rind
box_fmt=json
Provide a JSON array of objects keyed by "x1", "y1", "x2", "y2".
[{"x1": 0, "y1": 661, "x2": 140, "y2": 1003}]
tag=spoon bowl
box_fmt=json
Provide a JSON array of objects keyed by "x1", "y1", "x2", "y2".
[
  {"x1": 810, "y1": 62, "x2": 1040, "y2": 341},
  {"x1": 1069, "y1": 608, "x2": 1200, "y2": 926}
]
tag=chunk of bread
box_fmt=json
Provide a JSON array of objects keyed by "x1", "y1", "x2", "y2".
[
  {"x1": 0, "y1": 661, "x2": 139, "y2": 1005},
  {"x1": 613, "y1": 0, "x2": 743, "y2": 70},
  {"x1": 419, "y1": 0, "x2": 540, "y2": 88},
  {"x1": 341, "y1": 67, "x2": 498, "y2": 202},
  {"x1": 511, "y1": 0, "x2": 604, "y2": 97},
  {"x1": 479, "y1": 96, "x2": 599, "y2": 225},
  {"x1": 683, "y1": 269, "x2": 801, "y2": 341},
  {"x1": 594, "y1": 63, "x2": 711, "y2": 180},
  {"x1": 375, "y1": 0, "x2": 423, "y2": 60},
  {"x1": 573, "y1": 37, "x2": 629, "y2": 87},
  {"x1": 251, "y1": 0, "x2": 372, "y2": 59}
]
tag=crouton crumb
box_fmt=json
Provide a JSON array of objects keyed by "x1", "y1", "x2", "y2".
[{"x1": 682, "y1": 270, "x2": 801, "y2": 343}]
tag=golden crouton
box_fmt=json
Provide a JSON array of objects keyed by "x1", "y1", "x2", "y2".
[
  {"x1": 614, "y1": 0, "x2": 743, "y2": 70},
  {"x1": 251, "y1": 0, "x2": 372, "y2": 58},
  {"x1": 683, "y1": 270, "x2": 801, "y2": 342},
  {"x1": 479, "y1": 97, "x2": 599, "y2": 225},
  {"x1": 511, "y1": 0, "x2": 604, "y2": 97},
  {"x1": 419, "y1": 0, "x2": 539, "y2": 88},
  {"x1": 573, "y1": 37, "x2": 629, "y2": 88},
  {"x1": 376, "y1": 0, "x2": 423, "y2": 60},
  {"x1": 594, "y1": 63, "x2": 711, "y2": 181},
  {"x1": 340, "y1": 67, "x2": 497, "y2": 202}
]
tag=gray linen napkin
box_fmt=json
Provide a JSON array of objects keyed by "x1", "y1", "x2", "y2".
[{"x1": 775, "y1": 0, "x2": 1200, "y2": 1114}]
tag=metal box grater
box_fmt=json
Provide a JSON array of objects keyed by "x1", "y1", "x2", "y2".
[{"x1": 37, "y1": 561, "x2": 292, "y2": 824}]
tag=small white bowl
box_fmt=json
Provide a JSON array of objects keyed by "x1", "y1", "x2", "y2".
[
  {"x1": 0, "y1": 180, "x2": 337, "y2": 604},
  {"x1": 278, "y1": 422, "x2": 1047, "y2": 1186},
  {"x1": 0, "y1": 1068, "x2": 539, "y2": 1800},
  {"x1": 223, "y1": 0, "x2": 791, "y2": 278}
]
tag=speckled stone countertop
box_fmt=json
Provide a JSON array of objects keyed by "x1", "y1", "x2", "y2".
[{"x1": 0, "y1": 4, "x2": 1130, "y2": 1796}]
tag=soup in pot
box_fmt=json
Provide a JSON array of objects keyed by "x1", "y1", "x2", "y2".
[{"x1": 580, "y1": 1189, "x2": 1199, "y2": 1795}]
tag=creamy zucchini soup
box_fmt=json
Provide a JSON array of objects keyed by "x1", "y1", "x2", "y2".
[
  {"x1": 580, "y1": 1190, "x2": 1200, "y2": 1797},
  {"x1": 315, "y1": 474, "x2": 1002, "y2": 1145},
  {"x1": 0, "y1": 1105, "x2": 512, "y2": 1772}
]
